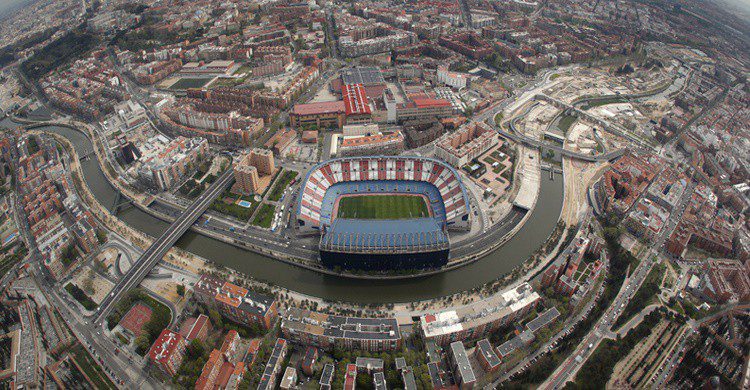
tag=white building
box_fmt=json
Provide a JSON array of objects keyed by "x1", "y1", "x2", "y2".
[{"x1": 437, "y1": 66, "x2": 471, "y2": 90}]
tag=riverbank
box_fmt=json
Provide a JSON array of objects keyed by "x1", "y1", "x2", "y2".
[
  {"x1": 22, "y1": 117, "x2": 549, "y2": 281},
  {"x1": 8, "y1": 119, "x2": 565, "y2": 303}
]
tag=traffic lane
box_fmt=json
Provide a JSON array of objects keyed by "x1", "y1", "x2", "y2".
[
  {"x1": 97, "y1": 173, "x2": 233, "y2": 321},
  {"x1": 148, "y1": 200, "x2": 316, "y2": 256},
  {"x1": 451, "y1": 209, "x2": 525, "y2": 256},
  {"x1": 45, "y1": 282, "x2": 133, "y2": 387}
]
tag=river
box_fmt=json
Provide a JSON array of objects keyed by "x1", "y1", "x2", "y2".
[{"x1": 7, "y1": 119, "x2": 564, "y2": 303}]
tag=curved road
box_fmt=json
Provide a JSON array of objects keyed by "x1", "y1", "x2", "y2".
[{"x1": 93, "y1": 169, "x2": 233, "y2": 325}]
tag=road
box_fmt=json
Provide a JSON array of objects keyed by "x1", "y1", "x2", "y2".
[
  {"x1": 503, "y1": 117, "x2": 625, "y2": 162},
  {"x1": 93, "y1": 169, "x2": 233, "y2": 325},
  {"x1": 486, "y1": 219, "x2": 606, "y2": 388},
  {"x1": 541, "y1": 179, "x2": 697, "y2": 389},
  {"x1": 39, "y1": 268, "x2": 160, "y2": 389}
]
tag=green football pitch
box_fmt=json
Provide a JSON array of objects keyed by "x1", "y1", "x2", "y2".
[{"x1": 336, "y1": 195, "x2": 430, "y2": 220}]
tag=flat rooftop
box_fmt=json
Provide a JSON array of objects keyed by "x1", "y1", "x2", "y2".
[
  {"x1": 341, "y1": 67, "x2": 385, "y2": 86},
  {"x1": 321, "y1": 218, "x2": 448, "y2": 250}
]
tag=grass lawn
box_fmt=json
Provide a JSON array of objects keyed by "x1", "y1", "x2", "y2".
[
  {"x1": 210, "y1": 194, "x2": 257, "y2": 221},
  {"x1": 251, "y1": 203, "x2": 276, "y2": 228},
  {"x1": 168, "y1": 77, "x2": 212, "y2": 90},
  {"x1": 65, "y1": 283, "x2": 98, "y2": 310},
  {"x1": 267, "y1": 170, "x2": 298, "y2": 202},
  {"x1": 70, "y1": 344, "x2": 118, "y2": 389},
  {"x1": 337, "y1": 195, "x2": 429, "y2": 220},
  {"x1": 581, "y1": 96, "x2": 627, "y2": 109},
  {"x1": 556, "y1": 114, "x2": 577, "y2": 134}
]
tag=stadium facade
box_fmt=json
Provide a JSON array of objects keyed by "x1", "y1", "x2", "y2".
[{"x1": 296, "y1": 156, "x2": 471, "y2": 271}]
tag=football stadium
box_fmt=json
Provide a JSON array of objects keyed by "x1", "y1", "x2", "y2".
[{"x1": 296, "y1": 156, "x2": 471, "y2": 271}]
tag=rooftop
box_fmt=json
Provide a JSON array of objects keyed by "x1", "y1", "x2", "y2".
[
  {"x1": 292, "y1": 100, "x2": 345, "y2": 116},
  {"x1": 341, "y1": 67, "x2": 385, "y2": 86},
  {"x1": 282, "y1": 307, "x2": 401, "y2": 341},
  {"x1": 450, "y1": 342, "x2": 476, "y2": 383},
  {"x1": 420, "y1": 283, "x2": 540, "y2": 338}
]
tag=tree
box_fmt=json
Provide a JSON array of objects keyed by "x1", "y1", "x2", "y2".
[
  {"x1": 176, "y1": 284, "x2": 185, "y2": 297},
  {"x1": 96, "y1": 229, "x2": 107, "y2": 244},
  {"x1": 603, "y1": 226, "x2": 622, "y2": 242},
  {"x1": 209, "y1": 309, "x2": 223, "y2": 328},
  {"x1": 186, "y1": 339, "x2": 206, "y2": 360},
  {"x1": 135, "y1": 334, "x2": 151, "y2": 354},
  {"x1": 93, "y1": 258, "x2": 107, "y2": 274}
]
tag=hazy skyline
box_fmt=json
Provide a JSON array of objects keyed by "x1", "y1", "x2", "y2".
[{"x1": 0, "y1": 0, "x2": 36, "y2": 19}]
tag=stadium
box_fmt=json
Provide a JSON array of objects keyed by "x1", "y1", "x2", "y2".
[{"x1": 296, "y1": 156, "x2": 471, "y2": 271}]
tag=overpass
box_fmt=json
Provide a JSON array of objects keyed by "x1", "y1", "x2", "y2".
[
  {"x1": 534, "y1": 94, "x2": 654, "y2": 150},
  {"x1": 93, "y1": 169, "x2": 234, "y2": 325},
  {"x1": 501, "y1": 115, "x2": 625, "y2": 162}
]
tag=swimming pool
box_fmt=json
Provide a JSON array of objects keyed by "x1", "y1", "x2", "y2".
[{"x1": 237, "y1": 200, "x2": 253, "y2": 208}]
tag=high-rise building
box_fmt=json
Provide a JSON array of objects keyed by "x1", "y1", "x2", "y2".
[
  {"x1": 232, "y1": 149, "x2": 275, "y2": 195},
  {"x1": 148, "y1": 329, "x2": 187, "y2": 376}
]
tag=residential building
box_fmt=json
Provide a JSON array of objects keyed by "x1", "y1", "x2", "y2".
[
  {"x1": 355, "y1": 357, "x2": 384, "y2": 373},
  {"x1": 449, "y1": 342, "x2": 476, "y2": 389},
  {"x1": 193, "y1": 274, "x2": 278, "y2": 330},
  {"x1": 344, "y1": 364, "x2": 357, "y2": 390},
  {"x1": 373, "y1": 372, "x2": 387, "y2": 390},
  {"x1": 437, "y1": 66, "x2": 471, "y2": 89},
  {"x1": 148, "y1": 329, "x2": 187, "y2": 376},
  {"x1": 265, "y1": 128, "x2": 297, "y2": 156},
  {"x1": 338, "y1": 131, "x2": 405, "y2": 157},
  {"x1": 402, "y1": 119, "x2": 446, "y2": 148},
  {"x1": 474, "y1": 339, "x2": 501, "y2": 373},
  {"x1": 301, "y1": 347, "x2": 318, "y2": 376},
  {"x1": 319, "y1": 363, "x2": 335, "y2": 390},
  {"x1": 280, "y1": 367, "x2": 297, "y2": 390},
  {"x1": 258, "y1": 339, "x2": 288, "y2": 390},
  {"x1": 233, "y1": 149, "x2": 276, "y2": 195},
  {"x1": 435, "y1": 122, "x2": 497, "y2": 167},
  {"x1": 281, "y1": 307, "x2": 401, "y2": 352},
  {"x1": 692, "y1": 258, "x2": 750, "y2": 303},
  {"x1": 420, "y1": 283, "x2": 540, "y2": 345},
  {"x1": 128, "y1": 135, "x2": 209, "y2": 191}
]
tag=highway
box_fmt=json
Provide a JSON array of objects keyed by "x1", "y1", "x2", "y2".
[
  {"x1": 541, "y1": 179, "x2": 697, "y2": 389},
  {"x1": 503, "y1": 113, "x2": 626, "y2": 162},
  {"x1": 486, "y1": 219, "x2": 606, "y2": 389},
  {"x1": 93, "y1": 169, "x2": 234, "y2": 325}
]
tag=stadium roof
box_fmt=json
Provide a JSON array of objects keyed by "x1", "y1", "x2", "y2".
[
  {"x1": 341, "y1": 67, "x2": 385, "y2": 86},
  {"x1": 321, "y1": 218, "x2": 448, "y2": 252}
]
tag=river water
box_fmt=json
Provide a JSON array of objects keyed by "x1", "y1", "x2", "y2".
[{"x1": 9, "y1": 120, "x2": 564, "y2": 303}]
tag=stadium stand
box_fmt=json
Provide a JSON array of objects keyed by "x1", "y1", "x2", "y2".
[{"x1": 296, "y1": 156, "x2": 471, "y2": 270}]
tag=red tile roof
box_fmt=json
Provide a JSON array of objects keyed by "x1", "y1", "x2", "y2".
[
  {"x1": 148, "y1": 329, "x2": 183, "y2": 365},
  {"x1": 342, "y1": 84, "x2": 372, "y2": 116},
  {"x1": 186, "y1": 314, "x2": 209, "y2": 341}
]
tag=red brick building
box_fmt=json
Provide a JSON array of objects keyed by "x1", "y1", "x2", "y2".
[
  {"x1": 148, "y1": 329, "x2": 186, "y2": 376},
  {"x1": 193, "y1": 275, "x2": 278, "y2": 330}
]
